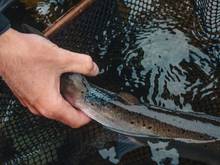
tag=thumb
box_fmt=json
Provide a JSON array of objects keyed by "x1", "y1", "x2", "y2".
[{"x1": 58, "y1": 48, "x2": 99, "y2": 76}]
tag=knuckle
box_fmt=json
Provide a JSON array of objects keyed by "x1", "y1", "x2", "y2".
[
  {"x1": 59, "y1": 51, "x2": 73, "y2": 66},
  {"x1": 48, "y1": 42, "x2": 58, "y2": 49},
  {"x1": 40, "y1": 109, "x2": 55, "y2": 119},
  {"x1": 71, "y1": 122, "x2": 82, "y2": 128},
  {"x1": 27, "y1": 106, "x2": 37, "y2": 115},
  {"x1": 52, "y1": 48, "x2": 65, "y2": 63},
  {"x1": 31, "y1": 110, "x2": 40, "y2": 116},
  {"x1": 34, "y1": 99, "x2": 56, "y2": 119}
]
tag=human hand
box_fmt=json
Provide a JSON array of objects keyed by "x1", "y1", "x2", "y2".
[{"x1": 0, "y1": 28, "x2": 99, "y2": 128}]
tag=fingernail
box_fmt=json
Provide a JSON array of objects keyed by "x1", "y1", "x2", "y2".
[{"x1": 93, "y1": 62, "x2": 100, "y2": 75}]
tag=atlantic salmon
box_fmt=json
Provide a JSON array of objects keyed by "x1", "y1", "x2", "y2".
[{"x1": 61, "y1": 73, "x2": 220, "y2": 143}]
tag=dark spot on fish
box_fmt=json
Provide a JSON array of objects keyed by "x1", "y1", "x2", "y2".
[
  {"x1": 167, "y1": 129, "x2": 170, "y2": 132},
  {"x1": 199, "y1": 135, "x2": 204, "y2": 139},
  {"x1": 112, "y1": 105, "x2": 117, "y2": 108},
  {"x1": 148, "y1": 126, "x2": 152, "y2": 129},
  {"x1": 81, "y1": 91, "x2": 84, "y2": 94},
  {"x1": 142, "y1": 122, "x2": 146, "y2": 127},
  {"x1": 130, "y1": 121, "x2": 135, "y2": 124}
]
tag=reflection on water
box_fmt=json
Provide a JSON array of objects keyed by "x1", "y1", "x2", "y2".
[
  {"x1": 5, "y1": 0, "x2": 80, "y2": 31},
  {"x1": 148, "y1": 141, "x2": 179, "y2": 165},
  {"x1": 23, "y1": 0, "x2": 79, "y2": 27},
  {"x1": 119, "y1": 28, "x2": 196, "y2": 112}
]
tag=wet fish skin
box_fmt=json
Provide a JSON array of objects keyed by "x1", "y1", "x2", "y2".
[{"x1": 61, "y1": 73, "x2": 220, "y2": 143}]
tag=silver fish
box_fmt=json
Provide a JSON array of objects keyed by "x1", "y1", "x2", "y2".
[{"x1": 61, "y1": 73, "x2": 220, "y2": 143}]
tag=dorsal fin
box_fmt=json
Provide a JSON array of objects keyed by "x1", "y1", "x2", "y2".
[{"x1": 118, "y1": 92, "x2": 140, "y2": 105}]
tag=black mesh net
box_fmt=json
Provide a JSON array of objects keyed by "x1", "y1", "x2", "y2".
[
  {"x1": 1, "y1": 0, "x2": 220, "y2": 164},
  {"x1": 194, "y1": 0, "x2": 220, "y2": 40}
]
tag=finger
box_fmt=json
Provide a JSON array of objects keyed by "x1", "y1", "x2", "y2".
[
  {"x1": 55, "y1": 100, "x2": 91, "y2": 128},
  {"x1": 58, "y1": 49, "x2": 99, "y2": 76},
  {"x1": 28, "y1": 33, "x2": 58, "y2": 48},
  {"x1": 39, "y1": 98, "x2": 91, "y2": 128}
]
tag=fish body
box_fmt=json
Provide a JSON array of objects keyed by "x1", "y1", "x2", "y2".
[{"x1": 61, "y1": 73, "x2": 220, "y2": 143}]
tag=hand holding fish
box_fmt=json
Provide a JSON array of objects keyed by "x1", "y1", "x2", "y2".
[{"x1": 0, "y1": 28, "x2": 99, "y2": 128}]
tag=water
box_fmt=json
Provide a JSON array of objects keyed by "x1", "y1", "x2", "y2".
[
  {"x1": 92, "y1": 1, "x2": 220, "y2": 116},
  {"x1": 2, "y1": 0, "x2": 220, "y2": 165},
  {"x1": 86, "y1": 1, "x2": 220, "y2": 164},
  {"x1": 4, "y1": 0, "x2": 80, "y2": 31}
]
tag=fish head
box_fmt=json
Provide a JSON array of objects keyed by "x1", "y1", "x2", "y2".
[{"x1": 61, "y1": 73, "x2": 89, "y2": 105}]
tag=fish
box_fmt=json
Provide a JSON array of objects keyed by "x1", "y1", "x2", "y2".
[
  {"x1": 61, "y1": 73, "x2": 220, "y2": 143},
  {"x1": 54, "y1": 119, "x2": 220, "y2": 165}
]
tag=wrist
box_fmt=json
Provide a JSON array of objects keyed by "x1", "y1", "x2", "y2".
[{"x1": 0, "y1": 28, "x2": 19, "y2": 75}]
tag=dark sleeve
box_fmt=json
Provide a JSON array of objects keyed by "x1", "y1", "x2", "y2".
[
  {"x1": 0, "y1": 13, "x2": 10, "y2": 35},
  {"x1": 0, "y1": 0, "x2": 15, "y2": 12},
  {"x1": 0, "y1": 0, "x2": 14, "y2": 35}
]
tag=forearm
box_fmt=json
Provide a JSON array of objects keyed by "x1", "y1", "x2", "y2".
[{"x1": 0, "y1": 28, "x2": 17, "y2": 76}]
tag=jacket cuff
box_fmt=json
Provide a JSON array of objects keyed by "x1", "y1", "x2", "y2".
[{"x1": 0, "y1": 13, "x2": 10, "y2": 35}]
